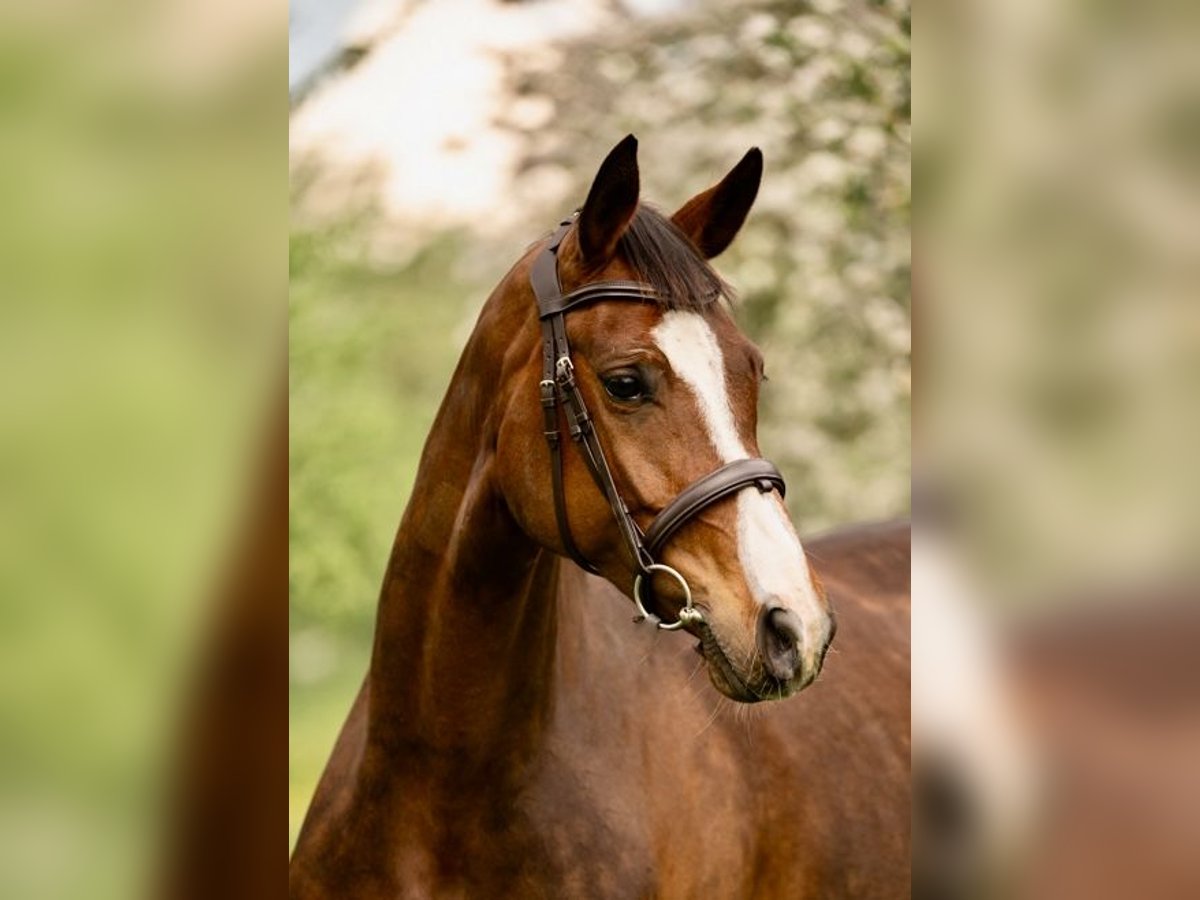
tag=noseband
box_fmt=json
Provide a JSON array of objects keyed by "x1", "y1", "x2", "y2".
[{"x1": 532, "y1": 215, "x2": 786, "y2": 629}]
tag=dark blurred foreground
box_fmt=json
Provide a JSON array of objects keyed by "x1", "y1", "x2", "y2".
[{"x1": 914, "y1": 528, "x2": 1200, "y2": 900}]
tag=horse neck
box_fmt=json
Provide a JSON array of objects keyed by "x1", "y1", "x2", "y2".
[{"x1": 365, "y1": 272, "x2": 559, "y2": 773}]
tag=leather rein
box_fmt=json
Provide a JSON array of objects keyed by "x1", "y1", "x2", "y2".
[{"x1": 531, "y1": 215, "x2": 786, "y2": 630}]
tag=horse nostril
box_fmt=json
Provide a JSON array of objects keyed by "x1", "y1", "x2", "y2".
[{"x1": 757, "y1": 607, "x2": 802, "y2": 681}]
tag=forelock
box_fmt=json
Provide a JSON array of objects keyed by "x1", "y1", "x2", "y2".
[{"x1": 615, "y1": 205, "x2": 734, "y2": 311}]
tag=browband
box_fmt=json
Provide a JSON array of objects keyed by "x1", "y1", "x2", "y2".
[{"x1": 539, "y1": 281, "x2": 721, "y2": 318}]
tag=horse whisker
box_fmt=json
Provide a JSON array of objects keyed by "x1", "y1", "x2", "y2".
[{"x1": 693, "y1": 696, "x2": 726, "y2": 740}]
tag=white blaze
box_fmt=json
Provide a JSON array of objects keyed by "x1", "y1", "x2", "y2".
[{"x1": 651, "y1": 311, "x2": 825, "y2": 637}]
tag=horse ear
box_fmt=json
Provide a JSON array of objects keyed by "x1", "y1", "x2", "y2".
[
  {"x1": 671, "y1": 148, "x2": 763, "y2": 259},
  {"x1": 577, "y1": 134, "x2": 640, "y2": 266}
]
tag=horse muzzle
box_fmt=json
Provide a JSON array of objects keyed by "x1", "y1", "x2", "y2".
[{"x1": 694, "y1": 604, "x2": 835, "y2": 703}]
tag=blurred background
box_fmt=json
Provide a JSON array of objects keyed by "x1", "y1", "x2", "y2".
[
  {"x1": 915, "y1": 1, "x2": 1200, "y2": 898},
  {"x1": 289, "y1": 0, "x2": 911, "y2": 850},
  {"x1": 1, "y1": 2, "x2": 284, "y2": 898}
]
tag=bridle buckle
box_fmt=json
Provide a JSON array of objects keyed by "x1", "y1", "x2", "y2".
[{"x1": 554, "y1": 355, "x2": 575, "y2": 385}]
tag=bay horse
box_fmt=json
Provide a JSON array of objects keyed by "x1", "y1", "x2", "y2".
[{"x1": 290, "y1": 136, "x2": 910, "y2": 898}]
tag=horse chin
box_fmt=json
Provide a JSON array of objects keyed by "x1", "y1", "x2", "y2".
[
  {"x1": 706, "y1": 659, "x2": 770, "y2": 703},
  {"x1": 695, "y1": 630, "x2": 805, "y2": 704}
]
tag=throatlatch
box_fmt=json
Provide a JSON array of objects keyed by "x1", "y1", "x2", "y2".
[{"x1": 531, "y1": 214, "x2": 786, "y2": 630}]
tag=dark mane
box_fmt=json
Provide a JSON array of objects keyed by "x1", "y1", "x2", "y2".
[{"x1": 616, "y1": 205, "x2": 733, "y2": 310}]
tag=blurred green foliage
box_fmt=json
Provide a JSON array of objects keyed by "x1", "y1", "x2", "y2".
[
  {"x1": 919, "y1": 0, "x2": 1200, "y2": 598},
  {"x1": 289, "y1": 225, "x2": 479, "y2": 841},
  {"x1": 289, "y1": 228, "x2": 472, "y2": 632}
]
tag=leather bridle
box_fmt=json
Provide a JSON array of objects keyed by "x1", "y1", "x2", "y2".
[{"x1": 532, "y1": 214, "x2": 787, "y2": 629}]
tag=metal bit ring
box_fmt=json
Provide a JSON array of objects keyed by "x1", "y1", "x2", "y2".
[{"x1": 633, "y1": 564, "x2": 702, "y2": 631}]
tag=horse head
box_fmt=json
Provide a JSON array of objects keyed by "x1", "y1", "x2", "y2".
[{"x1": 494, "y1": 136, "x2": 835, "y2": 702}]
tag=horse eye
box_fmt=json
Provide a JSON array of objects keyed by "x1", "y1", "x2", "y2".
[{"x1": 602, "y1": 373, "x2": 646, "y2": 402}]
